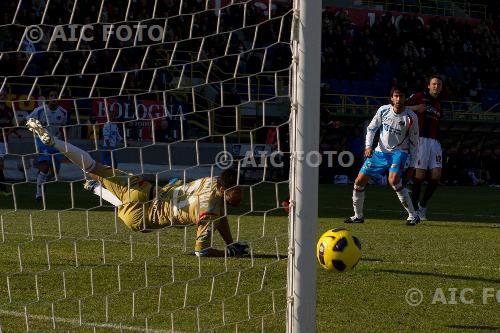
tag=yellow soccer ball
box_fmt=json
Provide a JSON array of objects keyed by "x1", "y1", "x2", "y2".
[{"x1": 316, "y1": 227, "x2": 362, "y2": 272}]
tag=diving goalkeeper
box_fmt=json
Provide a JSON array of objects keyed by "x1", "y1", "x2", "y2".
[{"x1": 27, "y1": 118, "x2": 249, "y2": 257}]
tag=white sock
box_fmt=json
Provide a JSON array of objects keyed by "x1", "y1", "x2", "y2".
[
  {"x1": 52, "y1": 138, "x2": 96, "y2": 172},
  {"x1": 36, "y1": 172, "x2": 48, "y2": 197},
  {"x1": 92, "y1": 183, "x2": 122, "y2": 207},
  {"x1": 352, "y1": 184, "x2": 365, "y2": 219},
  {"x1": 392, "y1": 181, "x2": 417, "y2": 219}
]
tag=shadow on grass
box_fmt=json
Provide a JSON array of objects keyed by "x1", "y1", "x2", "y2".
[
  {"x1": 330, "y1": 210, "x2": 500, "y2": 225},
  {"x1": 376, "y1": 269, "x2": 500, "y2": 284},
  {"x1": 421, "y1": 216, "x2": 500, "y2": 224},
  {"x1": 184, "y1": 253, "x2": 287, "y2": 259},
  {"x1": 420, "y1": 223, "x2": 500, "y2": 229},
  {"x1": 318, "y1": 184, "x2": 500, "y2": 224},
  {"x1": 252, "y1": 253, "x2": 288, "y2": 259},
  {"x1": 446, "y1": 325, "x2": 500, "y2": 331}
]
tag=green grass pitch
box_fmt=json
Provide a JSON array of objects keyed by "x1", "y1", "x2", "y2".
[{"x1": 0, "y1": 182, "x2": 499, "y2": 332}]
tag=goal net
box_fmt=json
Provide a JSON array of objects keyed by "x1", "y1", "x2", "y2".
[{"x1": 0, "y1": 0, "x2": 320, "y2": 331}]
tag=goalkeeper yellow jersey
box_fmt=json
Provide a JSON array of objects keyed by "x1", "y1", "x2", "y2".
[{"x1": 147, "y1": 177, "x2": 224, "y2": 251}]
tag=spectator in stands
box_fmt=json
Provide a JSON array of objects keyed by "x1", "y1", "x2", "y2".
[
  {"x1": 318, "y1": 5, "x2": 500, "y2": 107},
  {"x1": 32, "y1": 0, "x2": 46, "y2": 18},
  {"x1": 154, "y1": 118, "x2": 173, "y2": 143},
  {"x1": 101, "y1": 111, "x2": 123, "y2": 167},
  {"x1": 0, "y1": 89, "x2": 21, "y2": 196},
  {"x1": 265, "y1": 121, "x2": 278, "y2": 150},
  {"x1": 320, "y1": 83, "x2": 339, "y2": 110},
  {"x1": 460, "y1": 146, "x2": 479, "y2": 185},
  {"x1": 478, "y1": 148, "x2": 493, "y2": 185},
  {"x1": 442, "y1": 147, "x2": 459, "y2": 185},
  {"x1": 465, "y1": 146, "x2": 484, "y2": 185},
  {"x1": 402, "y1": 41, "x2": 420, "y2": 59}
]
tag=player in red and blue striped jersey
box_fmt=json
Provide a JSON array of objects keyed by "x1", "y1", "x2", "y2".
[{"x1": 406, "y1": 75, "x2": 443, "y2": 221}]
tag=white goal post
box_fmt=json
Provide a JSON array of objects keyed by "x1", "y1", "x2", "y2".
[{"x1": 287, "y1": 0, "x2": 321, "y2": 332}]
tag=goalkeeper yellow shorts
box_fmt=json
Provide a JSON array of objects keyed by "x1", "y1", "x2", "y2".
[{"x1": 95, "y1": 166, "x2": 152, "y2": 231}]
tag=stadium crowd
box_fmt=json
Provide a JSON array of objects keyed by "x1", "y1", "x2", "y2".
[
  {"x1": 0, "y1": 0, "x2": 290, "y2": 80},
  {"x1": 321, "y1": 6, "x2": 500, "y2": 104},
  {"x1": 1, "y1": 1, "x2": 498, "y2": 106},
  {"x1": 1, "y1": 1, "x2": 498, "y2": 96},
  {"x1": 1, "y1": 1, "x2": 499, "y2": 187}
]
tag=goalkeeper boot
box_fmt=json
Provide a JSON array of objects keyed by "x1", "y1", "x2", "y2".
[
  {"x1": 344, "y1": 216, "x2": 364, "y2": 224},
  {"x1": 26, "y1": 118, "x2": 54, "y2": 146},
  {"x1": 226, "y1": 241, "x2": 250, "y2": 257}
]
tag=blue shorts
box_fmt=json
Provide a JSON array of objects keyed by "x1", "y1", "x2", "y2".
[
  {"x1": 360, "y1": 150, "x2": 408, "y2": 177},
  {"x1": 36, "y1": 140, "x2": 63, "y2": 169}
]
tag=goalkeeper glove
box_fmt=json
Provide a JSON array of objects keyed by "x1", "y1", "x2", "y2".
[{"x1": 226, "y1": 241, "x2": 250, "y2": 257}]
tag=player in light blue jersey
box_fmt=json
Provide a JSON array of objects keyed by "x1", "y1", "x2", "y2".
[
  {"x1": 345, "y1": 86, "x2": 421, "y2": 226},
  {"x1": 27, "y1": 89, "x2": 68, "y2": 200},
  {"x1": 101, "y1": 111, "x2": 123, "y2": 167}
]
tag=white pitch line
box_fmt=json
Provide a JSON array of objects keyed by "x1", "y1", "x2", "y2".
[{"x1": 0, "y1": 309, "x2": 176, "y2": 333}]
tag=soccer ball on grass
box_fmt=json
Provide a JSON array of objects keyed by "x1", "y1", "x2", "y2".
[{"x1": 316, "y1": 227, "x2": 362, "y2": 272}]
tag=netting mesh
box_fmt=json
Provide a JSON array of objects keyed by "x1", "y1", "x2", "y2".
[{"x1": 0, "y1": 0, "x2": 293, "y2": 331}]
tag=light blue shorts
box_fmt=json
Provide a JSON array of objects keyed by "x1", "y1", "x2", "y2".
[{"x1": 360, "y1": 150, "x2": 408, "y2": 177}]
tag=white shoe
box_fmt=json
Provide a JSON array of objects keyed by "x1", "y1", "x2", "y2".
[
  {"x1": 26, "y1": 118, "x2": 54, "y2": 146},
  {"x1": 417, "y1": 203, "x2": 428, "y2": 221},
  {"x1": 344, "y1": 216, "x2": 365, "y2": 224},
  {"x1": 406, "y1": 215, "x2": 421, "y2": 226}
]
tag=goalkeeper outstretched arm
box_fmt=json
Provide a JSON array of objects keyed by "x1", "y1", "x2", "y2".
[{"x1": 195, "y1": 216, "x2": 249, "y2": 257}]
